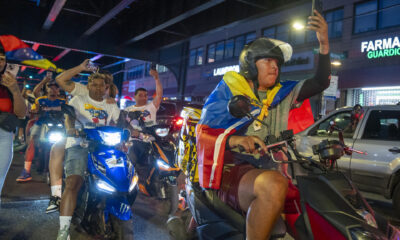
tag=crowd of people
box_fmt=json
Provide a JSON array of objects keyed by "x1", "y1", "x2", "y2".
[
  {"x1": 0, "y1": 53, "x2": 163, "y2": 239},
  {"x1": 0, "y1": 10, "x2": 331, "y2": 240}
]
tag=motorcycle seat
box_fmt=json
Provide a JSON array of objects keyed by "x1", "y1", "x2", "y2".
[{"x1": 203, "y1": 188, "x2": 287, "y2": 239}]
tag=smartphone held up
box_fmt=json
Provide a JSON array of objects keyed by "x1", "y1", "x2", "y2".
[
  {"x1": 5, "y1": 63, "x2": 19, "y2": 78},
  {"x1": 86, "y1": 61, "x2": 99, "y2": 73}
]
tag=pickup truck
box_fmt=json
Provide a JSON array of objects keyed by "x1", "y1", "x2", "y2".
[{"x1": 296, "y1": 105, "x2": 400, "y2": 214}]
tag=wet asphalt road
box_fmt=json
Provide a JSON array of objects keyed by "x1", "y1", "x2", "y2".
[{"x1": 1, "y1": 147, "x2": 399, "y2": 240}]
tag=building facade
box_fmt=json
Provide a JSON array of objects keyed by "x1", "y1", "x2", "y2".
[{"x1": 122, "y1": 0, "x2": 400, "y2": 114}]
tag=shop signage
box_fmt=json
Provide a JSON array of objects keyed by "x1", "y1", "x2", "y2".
[
  {"x1": 213, "y1": 65, "x2": 239, "y2": 76},
  {"x1": 361, "y1": 37, "x2": 400, "y2": 59}
]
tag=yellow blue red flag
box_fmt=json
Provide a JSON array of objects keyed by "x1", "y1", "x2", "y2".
[{"x1": 0, "y1": 35, "x2": 62, "y2": 72}]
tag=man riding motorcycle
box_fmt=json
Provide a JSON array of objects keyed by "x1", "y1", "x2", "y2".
[
  {"x1": 16, "y1": 80, "x2": 65, "y2": 182},
  {"x1": 196, "y1": 10, "x2": 331, "y2": 239},
  {"x1": 56, "y1": 72, "x2": 121, "y2": 240},
  {"x1": 46, "y1": 60, "x2": 117, "y2": 214},
  {"x1": 124, "y1": 69, "x2": 162, "y2": 168}
]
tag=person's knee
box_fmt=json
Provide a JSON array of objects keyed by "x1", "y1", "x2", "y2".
[
  {"x1": 51, "y1": 142, "x2": 65, "y2": 156},
  {"x1": 65, "y1": 175, "x2": 83, "y2": 193},
  {"x1": 254, "y1": 171, "x2": 288, "y2": 200}
]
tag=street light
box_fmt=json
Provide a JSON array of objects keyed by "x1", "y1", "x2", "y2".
[{"x1": 292, "y1": 21, "x2": 305, "y2": 30}]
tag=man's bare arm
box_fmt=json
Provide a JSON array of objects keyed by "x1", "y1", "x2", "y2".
[
  {"x1": 33, "y1": 76, "x2": 51, "y2": 98},
  {"x1": 150, "y1": 69, "x2": 163, "y2": 109},
  {"x1": 56, "y1": 59, "x2": 90, "y2": 93}
]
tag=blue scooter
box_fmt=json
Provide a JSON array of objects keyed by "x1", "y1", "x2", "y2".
[{"x1": 62, "y1": 105, "x2": 138, "y2": 240}]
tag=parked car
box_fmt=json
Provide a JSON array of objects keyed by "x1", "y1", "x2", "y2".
[{"x1": 295, "y1": 105, "x2": 400, "y2": 214}]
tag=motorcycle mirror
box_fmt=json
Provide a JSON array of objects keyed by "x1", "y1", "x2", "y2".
[
  {"x1": 61, "y1": 104, "x2": 76, "y2": 119},
  {"x1": 228, "y1": 95, "x2": 252, "y2": 118}
]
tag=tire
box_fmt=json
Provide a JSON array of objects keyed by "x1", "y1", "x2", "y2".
[
  {"x1": 393, "y1": 183, "x2": 400, "y2": 217},
  {"x1": 167, "y1": 216, "x2": 187, "y2": 240},
  {"x1": 110, "y1": 215, "x2": 134, "y2": 240}
]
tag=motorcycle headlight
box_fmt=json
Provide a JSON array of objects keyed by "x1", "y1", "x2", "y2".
[
  {"x1": 96, "y1": 179, "x2": 116, "y2": 193},
  {"x1": 48, "y1": 132, "x2": 64, "y2": 143},
  {"x1": 156, "y1": 159, "x2": 172, "y2": 171},
  {"x1": 155, "y1": 128, "x2": 169, "y2": 137},
  {"x1": 98, "y1": 131, "x2": 121, "y2": 146},
  {"x1": 129, "y1": 174, "x2": 139, "y2": 192}
]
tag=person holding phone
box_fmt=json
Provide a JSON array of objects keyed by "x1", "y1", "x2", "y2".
[
  {"x1": 0, "y1": 43, "x2": 27, "y2": 199},
  {"x1": 196, "y1": 10, "x2": 330, "y2": 239},
  {"x1": 44, "y1": 60, "x2": 118, "y2": 214}
]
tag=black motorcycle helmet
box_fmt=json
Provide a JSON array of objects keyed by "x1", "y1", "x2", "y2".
[{"x1": 239, "y1": 37, "x2": 292, "y2": 100}]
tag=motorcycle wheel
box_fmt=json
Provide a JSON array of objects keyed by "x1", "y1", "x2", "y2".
[
  {"x1": 393, "y1": 183, "x2": 400, "y2": 217},
  {"x1": 110, "y1": 214, "x2": 134, "y2": 240}
]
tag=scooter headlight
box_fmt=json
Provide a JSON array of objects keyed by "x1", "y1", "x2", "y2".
[
  {"x1": 96, "y1": 179, "x2": 116, "y2": 193},
  {"x1": 98, "y1": 131, "x2": 121, "y2": 146},
  {"x1": 156, "y1": 159, "x2": 172, "y2": 171},
  {"x1": 48, "y1": 132, "x2": 64, "y2": 143},
  {"x1": 129, "y1": 174, "x2": 139, "y2": 192},
  {"x1": 155, "y1": 128, "x2": 169, "y2": 137}
]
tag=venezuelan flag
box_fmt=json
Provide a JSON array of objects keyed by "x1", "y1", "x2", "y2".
[
  {"x1": 0, "y1": 35, "x2": 62, "y2": 73},
  {"x1": 196, "y1": 71, "x2": 311, "y2": 189}
]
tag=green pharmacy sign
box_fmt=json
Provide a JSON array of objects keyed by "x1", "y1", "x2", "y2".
[{"x1": 361, "y1": 37, "x2": 400, "y2": 59}]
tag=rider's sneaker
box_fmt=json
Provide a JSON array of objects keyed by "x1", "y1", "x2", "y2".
[
  {"x1": 56, "y1": 227, "x2": 70, "y2": 240},
  {"x1": 16, "y1": 169, "x2": 32, "y2": 182},
  {"x1": 46, "y1": 196, "x2": 61, "y2": 214}
]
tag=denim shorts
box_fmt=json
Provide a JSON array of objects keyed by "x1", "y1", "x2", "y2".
[{"x1": 64, "y1": 146, "x2": 88, "y2": 177}]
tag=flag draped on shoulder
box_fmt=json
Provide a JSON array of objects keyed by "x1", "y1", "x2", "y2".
[
  {"x1": 0, "y1": 35, "x2": 62, "y2": 72},
  {"x1": 196, "y1": 71, "x2": 305, "y2": 189}
]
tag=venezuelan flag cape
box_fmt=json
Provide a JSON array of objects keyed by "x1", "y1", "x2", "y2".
[
  {"x1": 196, "y1": 71, "x2": 313, "y2": 189},
  {"x1": 0, "y1": 35, "x2": 62, "y2": 72}
]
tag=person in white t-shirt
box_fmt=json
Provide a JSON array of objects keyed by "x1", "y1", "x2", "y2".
[
  {"x1": 44, "y1": 61, "x2": 116, "y2": 214},
  {"x1": 56, "y1": 72, "x2": 121, "y2": 240},
  {"x1": 124, "y1": 69, "x2": 163, "y2": 165}
]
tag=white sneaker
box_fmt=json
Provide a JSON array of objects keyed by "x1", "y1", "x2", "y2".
[{"x1": 56, "y1": 226, "x2": 70, "y2": 240}]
